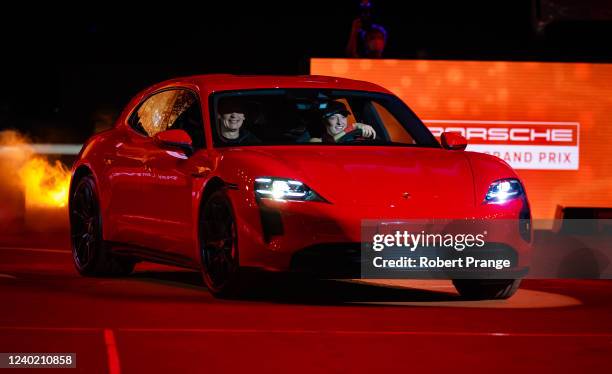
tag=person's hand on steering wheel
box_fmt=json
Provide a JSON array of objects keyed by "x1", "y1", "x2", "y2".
[
  {"x1": 355, "y1": 123, "x2": 376, "y2": 139},
  {"x1": 338, "y1": 125, "x2": 384, "y2": 144},
  {"x1": 337, "y1": 128, "x2": 363, "y2": 143}
]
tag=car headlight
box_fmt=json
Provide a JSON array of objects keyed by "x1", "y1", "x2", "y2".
[
  {"x1": 254, "y1": 177, "x2": 325, "y2": 202},
  {"x1": 484, "y1": 179, "x2": 523, "y2": 204}
]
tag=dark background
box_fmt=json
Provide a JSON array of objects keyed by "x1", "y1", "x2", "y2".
[{"x1": 2, "y1": 0, "x2": 612, "y2": 143}]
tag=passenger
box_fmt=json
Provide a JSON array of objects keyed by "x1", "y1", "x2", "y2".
[
  {"x1": 309, "y1": 101, "x2": 376, "y2": 143},
  {"x1": 217, "y1": 101, "x2": 261, "y2": 145}
]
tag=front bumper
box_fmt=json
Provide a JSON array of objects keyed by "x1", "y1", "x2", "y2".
[{"x1": 229, "y1": 190, "x2": 532, "y2": 276}]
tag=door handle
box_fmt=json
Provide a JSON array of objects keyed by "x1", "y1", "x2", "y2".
[
  {"x1": 104, "y1": 157, "x2": 114, "y2": 165},
  {"x1": 144, "y1": 164, "x2": 152, "y2": 173}
]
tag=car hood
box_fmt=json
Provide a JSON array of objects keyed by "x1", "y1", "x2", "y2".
[{"x1": 221, "y1": 146, "x2": 476, "y2": 213}]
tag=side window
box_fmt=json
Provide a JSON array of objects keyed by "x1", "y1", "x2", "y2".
[
  {"x1": 371, "y1": 101, "x2": 415, "y2": 144},
  {"x1": 129, "y1": 89, "x2": 205, "y2": 149},
  {"x1": 167, "y1": 91, "x2": 205, "y2": 150},
  {"x1": 132, "y1": 90, "x2": 176, "y2": 137}
]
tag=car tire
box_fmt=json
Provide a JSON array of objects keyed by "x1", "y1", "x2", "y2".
[
  {"x1": 452, "y1": 279, "x2": 521, "y2": 300},
  {"x1": 200, "y1": 190, "x2": 243, "y2": 297},
  {"x1": 70, "y1": 175, "x2": 135, "y2": 277}
]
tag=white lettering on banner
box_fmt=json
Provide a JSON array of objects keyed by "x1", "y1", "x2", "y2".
[
  {"x1": 465, "y1": 145, "x2": 579, "y2": 170},
  {"x1": 424, "y1": 120, "x2": 580, "y2": 170},
  {"x1": 429, "y1": 127, "x2": 576, "y2": 143},
  {"x1": 510, "y1": 128, "x2": 529, "y2": 141}
]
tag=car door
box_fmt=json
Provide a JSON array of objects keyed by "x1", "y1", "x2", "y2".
[
  {"x1": 103, "y1": 126, "x2": 152, "y2": 246},
  {"x1": 137, "y1": 89, "x2": 212, "y2": 259},
  {"x1": 106, "y1": 89, "x2": 179, "y2": 247}
]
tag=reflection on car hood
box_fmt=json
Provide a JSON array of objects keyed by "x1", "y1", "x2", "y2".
[{"x1": 223, "y1": 146, "x2": 476, "y2": 212}]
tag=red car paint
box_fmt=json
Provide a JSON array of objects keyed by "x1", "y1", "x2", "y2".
[{"x1": 70, "y1": 74, "x2": 531, "y2": 274}]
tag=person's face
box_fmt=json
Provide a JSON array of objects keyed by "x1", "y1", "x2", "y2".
[
  {"x1": 325, "y1": 113, "x2": 348, "y2": 135},
  {"x1": 219, "y1": 112, "x2": 245, "y2": 131},
  {"x1": 366, "y1": 32, "x2": 385, "y2": 53}
]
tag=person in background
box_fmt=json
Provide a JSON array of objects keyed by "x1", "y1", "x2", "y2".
[{"x1": 346, "y1": 1, "x2": 388, "y2": 58}]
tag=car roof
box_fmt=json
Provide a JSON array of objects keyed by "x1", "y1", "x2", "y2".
[
  {"x1": 146, "y1": 74, "x2": 392, "y2": 95},
  {"x1": 119, "y1": 74, "x2": 396, "y2": 130}
]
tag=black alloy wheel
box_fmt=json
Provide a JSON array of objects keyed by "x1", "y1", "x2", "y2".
[
  {"x1": 70, "y1": 175, "x2": 134, "y2": 276},
  {"x1": 200, "y1": 190, "x2": 241, "y2": 297}
]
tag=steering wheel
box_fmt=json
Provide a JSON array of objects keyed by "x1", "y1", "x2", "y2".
[
  {"x1": 337, "y1": 128, "x2": 384, "y2": 144},
  {"x1": 337, "y1": 128, "x2": 366, "y2": 144}
]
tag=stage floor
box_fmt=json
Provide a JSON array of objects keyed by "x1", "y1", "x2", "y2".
[{"x1": 1, "y1": 231, "x2": 612, "y2": 373}]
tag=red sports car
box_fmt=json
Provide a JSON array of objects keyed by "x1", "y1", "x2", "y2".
[{"x1": 69, "y1": 74, "x2": 531, "y2": 299}]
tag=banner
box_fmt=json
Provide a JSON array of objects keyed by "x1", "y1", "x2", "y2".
[
  {"x1": 311, "y1": 58, "x2": 612, "y2": 218},
  {"x1": 426, "y1": 120, "x2": 579, "y2": 170}
]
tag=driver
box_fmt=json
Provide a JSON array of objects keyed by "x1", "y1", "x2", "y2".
[
  {"x1": 217, "y1": 100, "x2": 261, "y2": 145},
  {"x1": 309, "y1": 101, "x2": 376, "y2": 143}
]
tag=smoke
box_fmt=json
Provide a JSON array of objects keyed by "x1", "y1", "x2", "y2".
[
  {"x1": 0, "y1": 130, "x2": 71, "y2": 232},
  {"x1": 0, "y1": 130, "x2": 33, "y2": 187}
]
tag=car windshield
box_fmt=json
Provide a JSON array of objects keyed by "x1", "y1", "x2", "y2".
[{"x1": 210, "y1": 89, "x2": 440, "y2": 147}]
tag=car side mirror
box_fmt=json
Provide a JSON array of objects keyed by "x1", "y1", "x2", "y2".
[
  {"x1": 154, "y1": 129, "x2": 193, "y2": 156},
  {"x1": 441, "y1": 131, "x2": 467, "y2": 151}
]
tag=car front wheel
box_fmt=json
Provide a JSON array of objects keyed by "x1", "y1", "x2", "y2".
[
  {"x1": 200, "y1": 190, "x2": 243, "y2": 297},
  {"x1": 452, "y1": 279, "x2": 521, "y2": 300}
]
